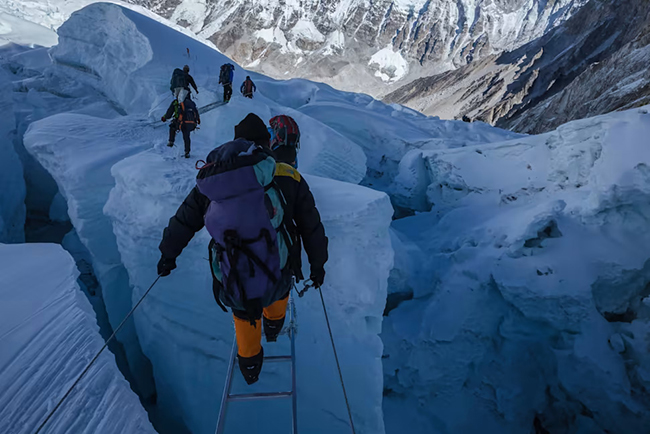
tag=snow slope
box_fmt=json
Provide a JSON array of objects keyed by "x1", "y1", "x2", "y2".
[
  {"x1": 0, "y1": 243, "x2": 155, "y2": 434},
  {"x1": 0, "y1": 12, "x2": 57, "y2": 47},
  {"x1": 383, "y1": 106, "x2": 650, "y2": 433}
]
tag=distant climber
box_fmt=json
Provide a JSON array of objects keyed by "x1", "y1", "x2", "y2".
[
  {"x1": 268, "y1": 115, "x2": 300, "y2": 168},
  {"x1": 170, "y1": 65, "x2": 198, "y2": 102},
  {"x1": 219, "y1": 63, "x2": 235, "y2": 103},
  {"x1": 161, "y1": 94, "x2": 200, "y2": 158},
  {"x1": 240, "y1": 76, "x2": 256, "y2": 99},
  {"x1": 156, "y1": 113, "x2": 328, "y2": 385}
]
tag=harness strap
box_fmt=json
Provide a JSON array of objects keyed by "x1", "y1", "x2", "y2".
[{"x1": 208, "y1": 240, "x2": 228, "y2": 312}]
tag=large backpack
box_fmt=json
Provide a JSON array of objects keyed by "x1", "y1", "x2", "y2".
[
  {"x1": 269, "y1": 115, "x2": 300, "y2": 150},
  {"x1": 196, "y1": 139, "x2": 295, "y2": 316},
  {"x1": 219, "y1": 63, "x2": 234, "y2": 84},
  {"x1": 170, "y1": 68, "x2": 187, "y2": 90},
  {"x1": 181, "y1": 100, "x2": 198, "y2": 128},
  {"x1": 269, "y1": 115, "x2": 300, "y2": 166}
]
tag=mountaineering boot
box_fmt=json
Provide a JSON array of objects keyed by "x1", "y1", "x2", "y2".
[
  {"x1": 184, "y1": 152, "x2": 190, "y2": 158},
  {"x1": 167, "y1": 141, "x2": 174, "y2": 147},
  {"x1": 263, "y1": 316, "x2": 285, "y2": 342},
  {"x1": 238, "y1": 348, "x2": 264, "y2": 385}
]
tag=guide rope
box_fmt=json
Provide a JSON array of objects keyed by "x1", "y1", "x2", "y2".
[
  {"x1": 34, "y1": 275, "x2": 161, "y2": 434},
  {"x1": 317, "y1": 285, "x2": 357, "y2": 434}
]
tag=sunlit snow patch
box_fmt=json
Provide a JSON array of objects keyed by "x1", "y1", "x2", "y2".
[{"x1": 369, "y1": 46, "x2": 409, "y2": 83}]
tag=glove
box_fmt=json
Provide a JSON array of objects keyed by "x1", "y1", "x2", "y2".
[
  {"x1": 157, "y1": 256, "x2": 176, "y2": 277},
  {"x1": 310, "y1": 266, "x2": 325, "y2": 288},
  {"x1": 161, "y1": 116, "x2": 166, "y2": 122}
]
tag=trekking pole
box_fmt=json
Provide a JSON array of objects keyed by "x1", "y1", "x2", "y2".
[
  {"x1": 318, "y1": 286, "x2": 356, "y2": 434},
  {"x1": 34, "y1": 275, "x2": 162, "y2": 434}
]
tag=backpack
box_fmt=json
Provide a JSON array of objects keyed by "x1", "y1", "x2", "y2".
[
  {"x1": 219, "y1": 64, "x2": 234, "y2": 84},
  {"x1": 196, "y1": 139, "x2": 294, "y2": 316},
  {"x1": 170, "y1": 68, "x2": 187, "y2": 90},
  {"x1": 269, "y1": 115, "x2": 300, "y2": 151},
  {"x1": 181, "y1": 100, "x2": 198, "y2": 127},
  {"x1": 243, "y1": 79, "x2": 254, "y2": 94}
]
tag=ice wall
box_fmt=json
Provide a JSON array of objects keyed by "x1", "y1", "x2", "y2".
[
  {"x1": 0, "y1": 67, "x2": 25, "y2": 243},
  {"x1": 383, "y1": 107, "x2": 650, "y2": 434},
  {"x1": 24, "y1": 114, "x2": 157, "y2": 400},
  {"x1": 0, "y1": 243, "x2": 156, "y2": 434}
]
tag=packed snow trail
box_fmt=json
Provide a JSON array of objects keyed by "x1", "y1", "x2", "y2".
[{"x1": 0, "y1": 243, "x2": 156, "y2": 434}]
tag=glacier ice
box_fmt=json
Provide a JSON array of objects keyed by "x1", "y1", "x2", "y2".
[
  {"x1": 7, "y1": 1, "x2": 650, "y2": 433},
  {"x1": 0, "y1": 67, "x2": 25, "y2": 243},
  {"x1": 383, "y1": 107, "x2": 650, "y2": 434},
  {"x1": 24, "y1": 113, "x2": 157, "y2": 401},
  {"x1": 0, "y1": 243, "x2": 156, "y2": 434}
]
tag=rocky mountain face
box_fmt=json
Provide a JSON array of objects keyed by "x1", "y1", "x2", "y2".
[
  {"x1": 385, "y1": 0, "x2": 650, "y2": 133},
  {"x1": 128, "y1": 0, "x2": 585, "y2": 96}
]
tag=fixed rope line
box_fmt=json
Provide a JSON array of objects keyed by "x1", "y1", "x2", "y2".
[
  {"x1": 34, "y1": 275, "x2": 162, "y2": 434},
  {"x1": 318, "y1": 287, "x2": 356, "y2": 434}
]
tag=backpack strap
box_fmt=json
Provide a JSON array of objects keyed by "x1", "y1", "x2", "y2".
[
  {"x1": 274, "y1": 163, "x2": 301, "y2": 182},
  {"x1": 208, "y1": 239, "x2": 228, "y2": 312},
  {"x1": 220, "y1": 228, "x2": 278, "y2": 296},
  {"x1": 265, "y1": 180, "x2": 303, "y2": 279}
]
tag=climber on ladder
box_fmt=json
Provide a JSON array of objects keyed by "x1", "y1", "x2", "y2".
[
  {"x1": 156, "y1": 112, "x2": 328, "y2": 384},
  {"x1": 33, "y1": 114, "x2": 355, "y2": 434}
]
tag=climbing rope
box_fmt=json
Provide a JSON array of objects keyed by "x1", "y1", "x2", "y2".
[
  {"x1": 318, "y1": 286, "x2": 357, "y2": 434},
  {"x1": 34, "y1": 275, "x2": 162, "y2": 434}
]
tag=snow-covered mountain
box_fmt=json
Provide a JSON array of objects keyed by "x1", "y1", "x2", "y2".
[
  {"x1": 132, "y1": 0, "x2": 589, "y2": 95},
  {"x1": 1, "y1": 0, "x2": 587, "y2": 96},
  {"x1": 385, "y1": 0, "x2": 650, "y2": 133}
]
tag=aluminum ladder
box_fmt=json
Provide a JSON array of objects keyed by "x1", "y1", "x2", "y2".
[{"x1": 215, "y1": 296, "x2": 298, "y2": 434}]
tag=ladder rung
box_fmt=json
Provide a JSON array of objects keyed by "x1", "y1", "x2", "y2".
[
  {"x1": 263, "y1": 355, "x2": 292, "y2": 362},
  {"x1": 227, "y1": 391, "x2": 292, "y2": 402}
]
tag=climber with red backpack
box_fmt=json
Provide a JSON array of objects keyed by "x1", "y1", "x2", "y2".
[
  {"x1": 268, "y1": 115, "x2": 301, "y2": 168},
  {"x1": 161, "y1": 93, "x2": 200, "y2": 158},
  {"x1": 240, "y1": 76, "x2": 256, "y2": 99},
  {"x1": 156, "y1": 113, "x2": 328, "y2": 385}
]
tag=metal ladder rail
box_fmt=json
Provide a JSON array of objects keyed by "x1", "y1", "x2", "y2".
[{"x1": 215, "y1": 296, "x2": 298, "y2": 434}]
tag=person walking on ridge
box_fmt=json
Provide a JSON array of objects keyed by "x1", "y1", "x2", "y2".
[
  {"x1": 219, "y1": 63, "x2": 235, "y2": 103},
  {"x1": 161, "y1": 93, "x2": 200, "y2": 158},
  {"x1": 170, "y1": 65, "x2": 198, "y2": 102},
  {"x1": 240, "y1": 76, "x2": 256, "y2": 99}
]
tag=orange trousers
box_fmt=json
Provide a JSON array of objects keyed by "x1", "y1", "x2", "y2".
[{"x1": 233, "y1": 297, "x2": 288, "y2": 357}]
